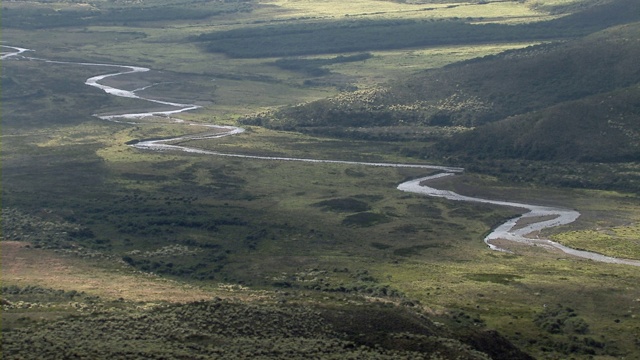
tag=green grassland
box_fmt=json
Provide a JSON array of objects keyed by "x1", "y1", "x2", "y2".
[{"x1": 3, "y1": 1, "x2": 640, "y2": 359}]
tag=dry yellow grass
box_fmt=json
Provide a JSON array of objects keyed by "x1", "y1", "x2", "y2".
[
  {"x1": 264, "y1": 0, "x2": 553, "y2": 23},
  {"x1": 1, "y1": 241, "x2": 268, "y2": 303}
]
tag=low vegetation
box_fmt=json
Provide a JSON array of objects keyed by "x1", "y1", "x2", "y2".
[
  {"x1": 242, "y1": 18, "x2": 640, "y2": 193},
  {"x1": 2, "y1": 1, "x2": 640, "y2": 359},
  {"x1": 2, "y1": 0, "x2": 252, "y2": 29},
  {"x1": 3, "y1": 288, "x2": 537, "y2": 359},
  {"x1": 194, "y1": 0, "x2": 639, "y2": 58},
  {"x1": 245, "y1": 18, "x2": 640, "y2": 130}
]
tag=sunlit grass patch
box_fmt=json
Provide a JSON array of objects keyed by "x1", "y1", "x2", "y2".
[
  {"x1": 183, "y1": 125, "x2": 428, "y2": 163},
  {"x1": 552, "y1": 224, "x2": 640, "y2": 259},
  {"x1": 325, "y1": 42, "x2": 544, "y2": 87},
  {"x1": 266, "y1": 0, "x2": 551, "y2": 23},
  {"x1": 371, "y1": 251, "x2": 640, "y2": 357},
  {"x1": 425, "y1": 2, "x2": 555, "y2": 24}
]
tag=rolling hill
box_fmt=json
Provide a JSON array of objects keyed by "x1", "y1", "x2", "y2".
[
  {"x1": 243, "y1": 19, "x2": 640, "y2": 130},
  {"x1": 240, "y1": 3, "x2": 640, "y2": 191}
]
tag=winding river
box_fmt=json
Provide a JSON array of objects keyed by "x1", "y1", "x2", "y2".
[{"x1": 4, "y1": 45, "x2": 639, "y2": 267}]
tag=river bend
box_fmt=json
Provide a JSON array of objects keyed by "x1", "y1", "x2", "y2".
[{"x1": 4, "y1": 45, "x2": 639, "y2": 267}]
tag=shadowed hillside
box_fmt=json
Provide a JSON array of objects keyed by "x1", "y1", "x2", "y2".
[
  {"x1": 242, "y1": 20, "x2": 640, "y2": 131},
  {"x1": 442, "y1": 84, "x2": 640, "y2": 162},
  {"x1": 238, "y1": 5, "x2": 640, "y2": 192}
]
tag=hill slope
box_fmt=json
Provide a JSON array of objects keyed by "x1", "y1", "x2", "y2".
[
  {"x1": 243, "y1": 20, "x2": 640, "y2": 131},
  {"x1": 238, "y1": 6, "x2": 640, "y2": 192},
  {"x1": 442, "y1": 84, "x2": 640, "y2": 163}
]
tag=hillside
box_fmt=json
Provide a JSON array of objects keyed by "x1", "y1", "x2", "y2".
[
  {"x1": 239, "y1": 12, "x2": 640, "y2": 191},
  {"x1": 2, "y1": 284, "x2": 533, "y2": 360},
  {"x1": 243, "y1": 19, "x2": 640, "y2": 131},
  {"x1": 442, "y1": 85, "x2": 640, "y2": 163}
]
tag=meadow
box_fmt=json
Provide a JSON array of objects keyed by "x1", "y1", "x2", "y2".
[{"x1": 2, "y1": 1, "x2": 640, "y2": 359}]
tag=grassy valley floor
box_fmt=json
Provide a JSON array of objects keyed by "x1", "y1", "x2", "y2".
[{"x1": 3, "y1": 1, "x2": 640, "y2": 359}]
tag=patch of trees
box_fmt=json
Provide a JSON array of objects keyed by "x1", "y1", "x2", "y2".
[
  {"x1": 392, "y1": 243, "x2": 451, "y2": 257},
  {"x1": 534, "y1": 305, "x2": 589, "y2": 335},
  {"x1": 272, "y1": 53, "x2": 373, "y2": 76},
  {"x1": 122, "y1": 253, "x2": 227, "y2": 280},
  {"x1": 1, "y1": 208, "x2": 98, "y2": 249},
  {"x1": 541, "y1": 0, "x2": 640, "y2": 31},
  {"x1": 272, "y1": 268, "x2": 405, "y2": 298},
  {"x1": 108, "y1": 200, "x2": 247, "y2": 236},
  {"x1": 453, "y1": 159, "x2": 640, "y2": 195},
  {"x1": 342, "y1": 212, "x2": 391, "y2": 227},
  {"x1": 2, "y1": 285, "x2": 87, "y2": 301},
  {"x1": 532, "y1": 304, "x2": 612, "y2": 356},
  {"x1": 312, "y1": 197, "x2": 371, "y2": 213},
  {"x1": 240, "y1": 99, "x2": 415, "y2": 130}
]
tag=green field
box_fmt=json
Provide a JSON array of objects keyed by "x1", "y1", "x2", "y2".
[{"x1": 3, "y1": 1, "x2": 640, "y2": 359}]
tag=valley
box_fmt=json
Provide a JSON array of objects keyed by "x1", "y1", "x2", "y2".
[
  {"x1": 2, "y1": 0, "x2": 640, "y2": 359},
  {"x1": 15, "y1": 45, "x2": 640, "y2": 268}
]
